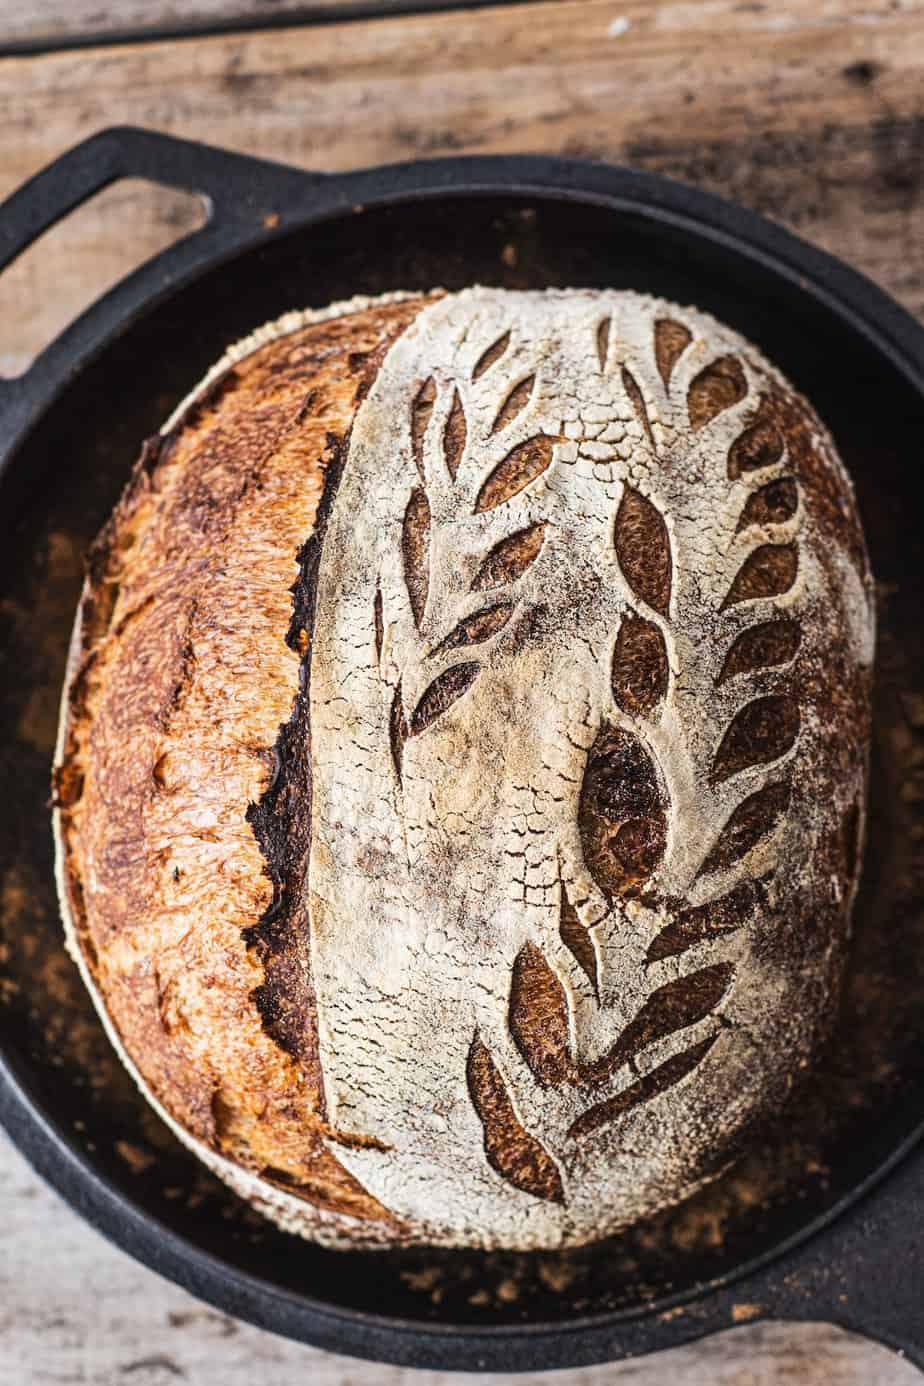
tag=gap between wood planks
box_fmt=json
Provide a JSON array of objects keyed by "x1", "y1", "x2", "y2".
[{"x1": 0, "y1": 0, "x2": 548, "y2": 59}]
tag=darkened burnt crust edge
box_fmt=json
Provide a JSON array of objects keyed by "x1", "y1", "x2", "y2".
[{"x1": 243, "y1": 429, "x2": 349, "y2": 1087}]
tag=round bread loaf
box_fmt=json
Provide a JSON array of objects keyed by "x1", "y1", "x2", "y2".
[{"x1": 53, "y1": 288, "x2": 874, "y2": 1250}]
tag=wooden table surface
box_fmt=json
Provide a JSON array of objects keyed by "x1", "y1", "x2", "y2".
[{"x1": 1, "y1": 1, "x2": 922, "y2": 1382}]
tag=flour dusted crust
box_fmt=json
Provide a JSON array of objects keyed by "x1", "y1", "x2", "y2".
[{"x1": 53, "y1": 288, "x2": 874, "y2": 1250}]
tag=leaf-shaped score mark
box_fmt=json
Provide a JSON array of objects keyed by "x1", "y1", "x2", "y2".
[
  {"x1": 568, "y1": 1034, "x2": 718, "y2": 1141},
  {"x1": 559, "y1": 881, "x2": 598, "y2": 996},
  {"x1": 471, "y1": 521, "x2": 546, "y2": 591},
  {"x1": 622, "y1": 367, "x2": 655, "y2": 450},
  {"x1": 613, "y1": 486, "x2": 672, "y2": 617},
  {"x1": 654, "y1": 318, "x2": 692, "y2": 390},
  {"x1": 728, "y1": 415, "x2": 784, "y2": 479},
  {"x1": 389, "y1": 681, "x2": 408, "y2": 784},
  {"x1": 467, "y1": 1035, "x2": 564, "y2": 1203},
  {"x1": 410, "y1": 377, "x2": 436, "y2": 479},
  {"x1": 699, "y1": 781, "x2": 791, "y2": 877},
  {"x1": 508, "y1": 942, "x2": 572, "y2": 1086},
  {"x1": 737, "y1": 477, "x2": 798, "y2": 531},
  {"x1": 474, "y1": 435, "x2": 557, "y2": 512},
  {"x1": 579, "y1": 724, "x2": 666, "y2": 898},
  {"x1": 596, "y1": 317, "x2": 611, "y2": 372},
  {"x1": 580, "y1": 962, "x2": 734, "y2": 1086},
  {"x1": 392, "y1": 662, "x2": 483, "y2": 772},
  {"x1": 611, "y1": 614, "x2": 669, "y2": 716},
  {"x1": 473, "y1": 330, "x2": 511, "y2": 379},
  {"x1": 718, "y1": 619, "x2": 802, "y2": 685},
  {"x1": 646, "y1": 882, "x2": 754, "y2": 963},
  {"x1": 409, "y1": 662, "x2": 480, "y2": 737},
  {"x1": 711, "y1": 694, "x2": 800, "y2": 783},
  {"x1": 435, "y1": 602, "x2": 513, "y2": 656},
  {"x1": 491, "y1": 374, "x2": 535, "y2": 433},
  {"x1": 443, "y1": 388, "x2": 466, "y2": 480},
  {"x1": 722, "y1": 543, "x2": 798, "y2": 609},
  {"x1": 402, "y1": 488, "x2": 431, "y2": 627},
  {"x1": 688, "y1": 355, "x2": 748, "y2": 430}
]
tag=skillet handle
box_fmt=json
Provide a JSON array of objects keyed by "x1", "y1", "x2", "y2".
[
  {"x1": 0, "y1": 126, "x2": 326, "y2": 472},
  {"x1": 0, "y1": 124, "x2": 319, "y2": 273},
  {"x1": 737, "y1": 1143, "x2": 924, "y2": 1371},
  {"x1": 613, "y1": 1148, "x2": 924, "y2": 1373}
]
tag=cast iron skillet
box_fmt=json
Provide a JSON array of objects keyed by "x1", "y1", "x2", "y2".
[{"x1": 0, "y1": 127, "x2": 923, "y2": 1374}]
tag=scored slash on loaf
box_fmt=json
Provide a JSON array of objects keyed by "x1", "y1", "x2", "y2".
[{"x1": 52, "y1": 288, "x2": 875, "y2": 1250}]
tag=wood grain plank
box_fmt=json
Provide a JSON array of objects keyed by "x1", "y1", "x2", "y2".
[
  {"x1": 0, "y1": 1, "x2": 380, "y2": 49},
  {"x1": 1, "y1": 1132, "x2": 919, "y2": 1384},
  {"x1": 0, "y1": 0, "x2": 921, "y2": 378}
]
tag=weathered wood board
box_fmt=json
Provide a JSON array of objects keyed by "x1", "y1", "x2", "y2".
[{"x1": 1, "y1": 2, "x2": 922, "y2": 1381}]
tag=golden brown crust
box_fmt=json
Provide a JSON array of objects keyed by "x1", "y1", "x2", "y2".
[{"x1": 55, "y1": 296, "x2": 434, "y2": 1227}]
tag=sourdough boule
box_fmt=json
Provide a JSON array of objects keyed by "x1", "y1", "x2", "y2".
[{"x1": 53, "y1": 288, "x2": 875, "y2": 1250}]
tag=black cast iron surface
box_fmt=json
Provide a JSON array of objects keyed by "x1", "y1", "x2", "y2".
[{"x1": 0, "y1": 128, "x2": 923, "y2": 1373}]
